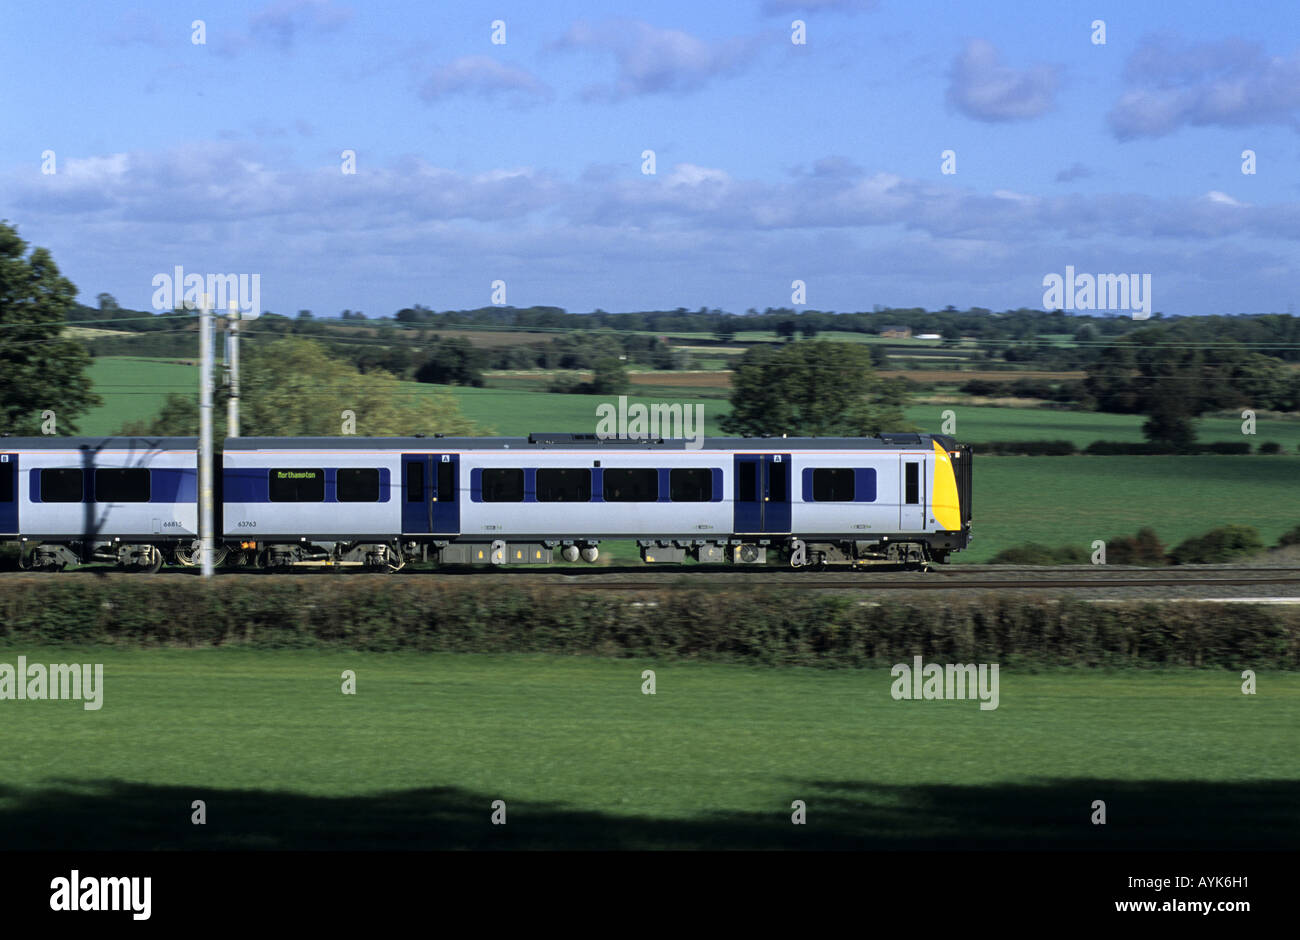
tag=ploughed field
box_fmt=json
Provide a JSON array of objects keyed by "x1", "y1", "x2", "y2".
[{"x1": 1, "y1": 649, "x2": 1295, "y2": 849}]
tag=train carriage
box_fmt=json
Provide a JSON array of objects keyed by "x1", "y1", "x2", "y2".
[
  {"x1": 0, "y1": 437, "x2": 199, "y2": 571},
  {"x1": 221, "y1": 432, "x2": 971, "y2": 570}
]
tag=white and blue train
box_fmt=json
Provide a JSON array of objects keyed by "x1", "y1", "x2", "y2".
[{"x1": 1, "y1": 432, "x2": 971, "y2": 571}]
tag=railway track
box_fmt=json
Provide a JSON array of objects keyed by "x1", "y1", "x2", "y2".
[
  {"x1": 6, "y1": 564, "x2": 1300, "y2": 593},
  {"x1": 552, "y1": 572, "x2": 1300, "y2": 591}
]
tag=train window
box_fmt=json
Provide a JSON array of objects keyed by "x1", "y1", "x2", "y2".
[
  {"x1": 0, "y1": 463, "x2": 12, "y2": 503},
  {"x1": 41, "y1": 468, "x2": 84, "y2": 502},
  {"x1": 405, "y1": 462, "x2": 424, "y2": 502},
  {"x1": 337, "y1": 468, "x2": 380, "y2": 502},
  {"x1": 603, "y1": 468, "x2": 657, "y2": 502},
  {"x1": 482, "y1": 468, "x2": 524, "y2": 502},
  {"x1": 95, "y1": 468, "x2": 150, "y2": 502},
  {"x1": 768, "y1": 461, "x2": 787, "y2": 502},
  {"x1": 670, "y1": 468, "x2": 711, "y2": 502},
  {"x1": 738, "y1": 462, "x2": 757, "y2": 502},
  {"x1": 269, "y1": 468, "x2": 325, "y2": 502},
  {"x1": 812, "y1": 468, "x2": 855, "y2": 501},
  {"x1": 905, "y1": 462, "x2": 919, "y2": 504},
  {"x1": 536, "y1": 468, "x2": 590, "y2": 502},
  {"x1": 437, "y1": 460, "x2": 455, "y2": 501}
]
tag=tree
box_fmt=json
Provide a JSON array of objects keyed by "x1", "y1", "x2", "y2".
[
  {"x1": 414, "y1": 338, "x2": 486, "y2": 386},
  {"x1": 589, "y1": 357, "x2": 629, "y2": 395},
  {"x1": 721, "y1": 341, "x2": 912, "y2": 437},
  {"x1": 0, "y1": 221, "x2": 101, "y2": 434},
  {"x1": 120, "y1": 336, "x2": 481, "y2": 437}
]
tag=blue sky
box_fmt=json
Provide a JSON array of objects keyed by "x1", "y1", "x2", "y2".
[{"x1": 3, "y1": 0, "x2": 1299, "y2": 317}]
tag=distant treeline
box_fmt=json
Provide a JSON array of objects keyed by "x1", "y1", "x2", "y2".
[{"x1": 76, "y1": 300, "x2": 1300, "y2": 360}]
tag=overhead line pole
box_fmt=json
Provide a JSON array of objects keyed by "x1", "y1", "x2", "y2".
[
  {"x1": 199, "y1": 294, "x2": 214, "y2": 578},
  {"x1": 226, "y1": 301, "x2": 240, "y2": 437}
]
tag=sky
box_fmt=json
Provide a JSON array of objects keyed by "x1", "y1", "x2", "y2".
[{"x1": 3, "y1": 0, "x2": 1299, "y2": 319}]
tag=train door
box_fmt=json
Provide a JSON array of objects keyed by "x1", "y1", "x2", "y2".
[
  {"x1": 431, "y1": 453, "x2": 459, "y2": 534},
  {"x1": 0, "y1": 454, "x2": 16, "y2": 535},
  {"x1": 733, "y1": 453, "x2": 791, "y2": 534},
  {"x1": 899, "y1": 454, "x2": 926, "y2": 532},
  {"x1": 401, "y1": 454, "x2": 432, "y2": 534}
]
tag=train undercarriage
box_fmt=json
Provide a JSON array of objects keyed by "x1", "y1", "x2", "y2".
[{"x1": 16, "y1": 535, "x2": 954, "y2": 572}]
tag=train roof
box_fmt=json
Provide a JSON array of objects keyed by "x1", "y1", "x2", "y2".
[
  {"x1": 0, "y1": 437, "x2": 198, "y2": 449},
  {"x1": 1, "y1": 434, "x2": 958, "y2": 452},
  {"x1": 221, "y1": 432, "x2": 957, "y2": 451}
]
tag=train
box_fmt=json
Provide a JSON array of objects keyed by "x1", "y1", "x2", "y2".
[{"x1": 0, "y1": 432, "x2": 972, "y2": 571}]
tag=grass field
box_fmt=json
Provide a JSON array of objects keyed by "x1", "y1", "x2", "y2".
[
  {"x1": 78, "y1": 357, "x2": 1300, "y2": 451},
  {"x1": 1, "y1": 648, "x2": 1294, "y2": 850},
  {"x1": 966, "y1": 455, "x2": 1300, "y2": 562},
  {"x1": 80, "y1": 357, "x2": 196, "y2": 434}
]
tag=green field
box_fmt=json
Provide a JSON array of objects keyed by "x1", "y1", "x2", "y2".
[
  {"x1": 80, "y1": 357, "x2": 196, "y2": 434},
  {"x1": 78, "y1": 357, "x2": 1300, "y2": 451},
  {"x1": 1, "y1": 648, "x2": 1294, "y2": 849},
  {"x1": 965, "y1": 455, "x2": 1300, "y2": 562}
]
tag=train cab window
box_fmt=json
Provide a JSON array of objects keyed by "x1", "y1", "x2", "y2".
[
  {"x1": 95, "y1": 468, "x2": 150, "y2": 502},
  {"x1": 482, "y1": 468, "x2": 524, "y2": 502},
  {"x1": 738, "y1": 462, "x2": 757, "y2": 501},
  {"x1": 812, "y1": 468, "x2": 855, "y2": 501},
  {"x1": 905, "y1": 462, "x2": 919, "y2": 504},
  {"x1": 337, "y1": 468, "x2": 380, "y2": 502},
  {"x1": 0, "y1": 463, "x2": 13, "y2": 502},
  {"x1": 670, "y1": 468, "x2": 712, "y2": 502},
  {"x1": 269, "y1": 468, "x2": 325, "y2": 502},
  {"x1": 437, "y1": 460, "x2": 455, "y2": 502},
  {"x1": 41, "y1": 468, "x2": 84, "y2": 502},
  {"x1": 406, "y1": 462, "x2": 424, "y2": 502},
  {"x1": 536, "y1": 468, "x2": 591, "y2": 502},
  {"x1": 604, "y1": 468, "x2": 657, "y2": 502},
  {"x1": 768, "y1": 461, "x2": 788, "y2": 502}
]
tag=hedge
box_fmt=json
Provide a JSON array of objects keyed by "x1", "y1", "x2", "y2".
[{"x1": 0, "y1": 578, "x2": 1295, "y2": 668}]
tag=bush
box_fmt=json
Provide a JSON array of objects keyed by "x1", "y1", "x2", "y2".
[
  {"x1": 1257, "y1": 441, "x2": 1283, "y2": 455},
  {"x1": 1198, "y1": 441, "x2": 1251, "y2": 455},
  {"x1": 988, "y1": 543, "x2": 1090, "y2": 564},
  {"x1": 545, "y1": 375, "x2": 585, "y2": 394},
  {"x1": 1275, "y1": 525, "x2": 1300, "y2": 548},
  {"x1": 1106, "y1": 527, "x2": 1167, "y2": 566},
  {"x1": 1169, "y1": 525, "x2": 1265, "y2": 565},
  {"x1": 0, "y1": 580, "x2": 1294, "y2": 668},
  {"x1": 1085, "y1": 440, "x2": 1171, "y2": 455},
  {"x1": 976, "y1": 440, "x2": 1077, "y2": 456}
]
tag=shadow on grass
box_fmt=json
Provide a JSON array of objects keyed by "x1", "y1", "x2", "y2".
[{"x1": 1, "y1": 777, "x2": 1296, "y2": 850}]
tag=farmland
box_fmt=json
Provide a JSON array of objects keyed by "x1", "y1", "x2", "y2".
[
  {"x1": 1, "y1": 648, "x2": 1294, "y2": 850},
  {"x1": 66, "y1": 356, "x2": 1300, "y2": 565}
]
